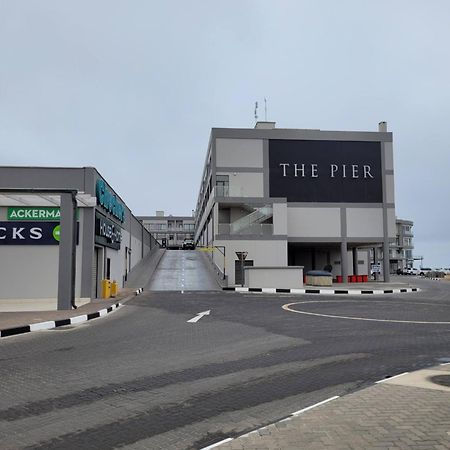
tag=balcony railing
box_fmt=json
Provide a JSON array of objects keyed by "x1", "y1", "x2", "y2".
[
  {"x1": 214, "y1": 185, "x2": 257, "y2": 198},
  {"x1": 218, "y1": 223, "x2": 273, "y2": 236}
]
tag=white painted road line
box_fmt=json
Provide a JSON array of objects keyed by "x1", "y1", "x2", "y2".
[
  {"x1": 200, "y1": 437, "x2": 233, "y2": 449},
  {"x1": 291, "y1": 395, "x2": 340, "y2": 416},
  {"x1": 187, "y1": 310, "x2": 211, "y2": 323},
  {"x1": 375, "y1": 372, "x2": 409, "y2": 384},
  {"x1": 283, "y1": 301, "x2": 450, "y2": 325}
]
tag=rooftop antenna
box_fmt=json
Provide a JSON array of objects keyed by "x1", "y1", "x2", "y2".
[
  {"x1": 264, "y1": 97, "x2": 267, "y2": 121},
  {"x1": 254, "y1": 101, "x2": 258, "y2": 121}
]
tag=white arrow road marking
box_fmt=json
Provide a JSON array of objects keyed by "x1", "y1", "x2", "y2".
[{"x1": 187, "y1": 310, "x2": 211, "y2": 323}]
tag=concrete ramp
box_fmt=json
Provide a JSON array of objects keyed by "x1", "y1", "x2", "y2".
[
  {"x1": 125, "y1": 248, "x2": 166, "y2": 289},
  {"x1": 147, "y1": 250, "x2": 220, "y2": 291}
]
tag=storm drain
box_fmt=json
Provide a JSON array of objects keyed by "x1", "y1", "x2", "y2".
[{"x1": 429, "y1": 375, "x2": 450, "y2": 387}]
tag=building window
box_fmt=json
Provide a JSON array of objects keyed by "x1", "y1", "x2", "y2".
[{"x1": 216, "y1": 175, "x2": 229, "y2": 196}]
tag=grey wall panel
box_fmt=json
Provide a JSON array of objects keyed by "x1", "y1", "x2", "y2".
[
  {"x1": 287, "y1": 207, "x2": 341, "y2": 237},
  {"x1": 346, "y1": 208, "x2": 383, "y2": 238},
  {"x1": 212, "y1": 128, "x2": 393, "y2": 143},
  {"x1": 0, "y1": 167, "x2": 86, "y2": 190},
  {"x1": 216, "y1": 138, "x2": 263, "y2": 167}
]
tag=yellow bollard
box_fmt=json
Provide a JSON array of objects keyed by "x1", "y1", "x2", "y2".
[
  {"x1": 110, "y1": 280, "x2": 118, "y2": 298},
  {"x1": 101, "y1": 279, "x2": 111, "y2": 299}
]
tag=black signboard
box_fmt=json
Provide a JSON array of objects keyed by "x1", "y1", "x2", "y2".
[
  {"x1": 0, "y1": 221, "x2": 79, "y2": 245},
  {"x1": 269, "y1": 140, "x2": 383, "y2": 203},
  {"x1": 95, "y1": 212, "x2": 122, "y2": 250}
]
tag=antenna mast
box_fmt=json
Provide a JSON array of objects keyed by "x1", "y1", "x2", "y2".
[
  {"x1": 254, "y1": 101, "x2": 258, "y2": 121},
  {"x1": 264, "y1": 98, "x2": 267, "y2": 121}
]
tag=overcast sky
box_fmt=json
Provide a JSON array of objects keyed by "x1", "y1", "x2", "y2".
[{"x1": 1, "y1": 1, "x2": 449, "y2": 266}]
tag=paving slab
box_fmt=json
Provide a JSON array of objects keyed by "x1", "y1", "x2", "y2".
[{"x1": 216, "y1": 364, "x2": 450, "y2": 450}]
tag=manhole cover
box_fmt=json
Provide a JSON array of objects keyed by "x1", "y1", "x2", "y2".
[{"x1": 429, "y1": 375, "x2": 450, "y2": 387}]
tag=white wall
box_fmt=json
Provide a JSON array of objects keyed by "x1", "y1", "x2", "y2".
[
  {"x1": 0, "y1": 206, "x2": 86, "y2": 300},
  {"x1": 216, "y1": 138, "x2": 263, "y2": 167},
  {"x1": 214, "y1": 239, "x2": 287, "y2": 285}
]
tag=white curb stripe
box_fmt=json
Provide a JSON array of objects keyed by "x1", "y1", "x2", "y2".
[
  {"x1": 234, "y1": 287, "x2": 420, "y2": 295},
  {"x1": 70, "y1": 315, "x2": 88, "y2": 324},
  {"x1": 200, "y1": 438, "x2": 233, "y2": 449},
  {"x1": 375, "y1": 372, "x2": 409, "y2": 384},
  {"x1": 291, "y1": 396, "x2": 340, "y2": 416}
]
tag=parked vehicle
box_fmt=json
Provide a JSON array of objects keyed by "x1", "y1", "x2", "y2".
[
  {"x1": 182, "y1": 239, "x2": 195, "y2": 250},
  {"x1": 405, "y1": 267, "x2": 420, "y2": 276},
  {"x1": 419, "y1": 267, "x2": 432, "y2": 276}
]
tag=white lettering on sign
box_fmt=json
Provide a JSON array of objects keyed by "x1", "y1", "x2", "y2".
[
  {"x1": 0, "y1": 227, "x2": 6, "y2": 239},
  {"x1": 12, "y1": 228, "x2": 25, "y2": 239},
  {"x1": 279, "y1": 163, "x2": 375, "y2": 179},
  {"x1": 30, "y1": 228, "x2": 43, "y2": 239},
  {"x1": 363, "y1": 165, "x2": 373, "y2": 178},
  {"x1": 279, "y1": 163, "x2": 290, "y2": 177}
]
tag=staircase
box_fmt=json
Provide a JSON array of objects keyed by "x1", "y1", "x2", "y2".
[{"x1": 230, "y1": 206, "x2": 273, "y2": 234}]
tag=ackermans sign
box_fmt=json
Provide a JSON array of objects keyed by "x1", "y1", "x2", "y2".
[
  {"x1": 269, "y1": 140, "x2": 383, "y2": 203},
  {"x1": 7, "y1": 207, "x2": 79, "y2": 221}
]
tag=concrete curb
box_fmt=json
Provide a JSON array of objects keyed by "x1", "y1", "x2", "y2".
[
  {"x1": 223, "y1": 287, "x2": 420, "y2": 295},
  {"x1": 0, "y1": 302, "x2": 122, "y2": 339},
  {"x1": 135, "y1": 288, "x2": 144, "y2": 295}
]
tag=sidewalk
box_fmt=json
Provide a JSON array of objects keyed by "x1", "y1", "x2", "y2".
[
  {"x1": 0, "y1": 288, "x2": 136, "y2": 335},
  {"x1": 214, "y1": 363, "x2": 450, "y2": 450}
]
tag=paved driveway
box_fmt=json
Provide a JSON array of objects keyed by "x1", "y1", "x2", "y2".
[
  {"x1": 0, "y1": 278, "x2": 449, "y2": 449},
  {"x1": 146, "y1": 250, "x2": 220, "y2": 291}
]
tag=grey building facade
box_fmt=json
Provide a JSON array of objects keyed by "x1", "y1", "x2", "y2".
[
  {"x1": 0, "y1": 166, "x2": 158, "y2": 310},
  {"x1": 138, "y1": 211, "x2": 195, "y2": 249},
  {"x1": 195, "y1": 121, "x2": 396, "y2": 286},
  {"x1": 390, "y1": 218, "x2": 415, "y2": 272}
]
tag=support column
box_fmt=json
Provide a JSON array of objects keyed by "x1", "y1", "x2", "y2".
[
  {"x1": 341, "y1": 241, "x2": 348, "y2": 283},
  {"x1": 383, "y1": 240, "x2": 391, "y2": 282},
  {"x1": 373, "y1": 246, "x2": 379, "y2": 281},
  {"x1": 352, "y1": 247, "x2": 358, "y2": 276},
  {"x1": 80, "y1": 208, "x2": 95, "y2": 299},
  {"x1": 58, "y1": 192, "x2": 77, "y2": 310}
]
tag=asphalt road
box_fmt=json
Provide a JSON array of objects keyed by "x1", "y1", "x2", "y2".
[{"x1": 1, "y1": 275, "x2": 450, "y2": 449}]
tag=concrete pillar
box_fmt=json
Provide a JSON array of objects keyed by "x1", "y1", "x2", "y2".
[
  {"x1": 58, "y1": 192, "x2": 77, "y2": 310},
  {"x1": 341, "y1": 241, "x2": 348, "y2": 283},
  {"x1": 383, "y1": 240, "x2": 391, "y2": 282},
  {"x1": 352, "y1": 247, "x2": 358, "y2": 276},
  {"x1": 80, "y1": 208, "x2": 95, "y2": 299}
]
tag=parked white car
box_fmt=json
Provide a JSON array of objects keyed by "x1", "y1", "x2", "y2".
[
  {"x1": 419, "y1": 267, "x2": 432, "y2": 276},
  {"x1": 405, "y1": 268, "x2": 420, "y2": 276}
]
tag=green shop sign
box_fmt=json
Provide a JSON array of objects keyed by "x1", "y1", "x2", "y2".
[
  {"x1": 7, "y1": 207, "x2": 79, "y2": 221},
  {"x1": 96, "y1": 179, "x2": 125, "y2": 223}
]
